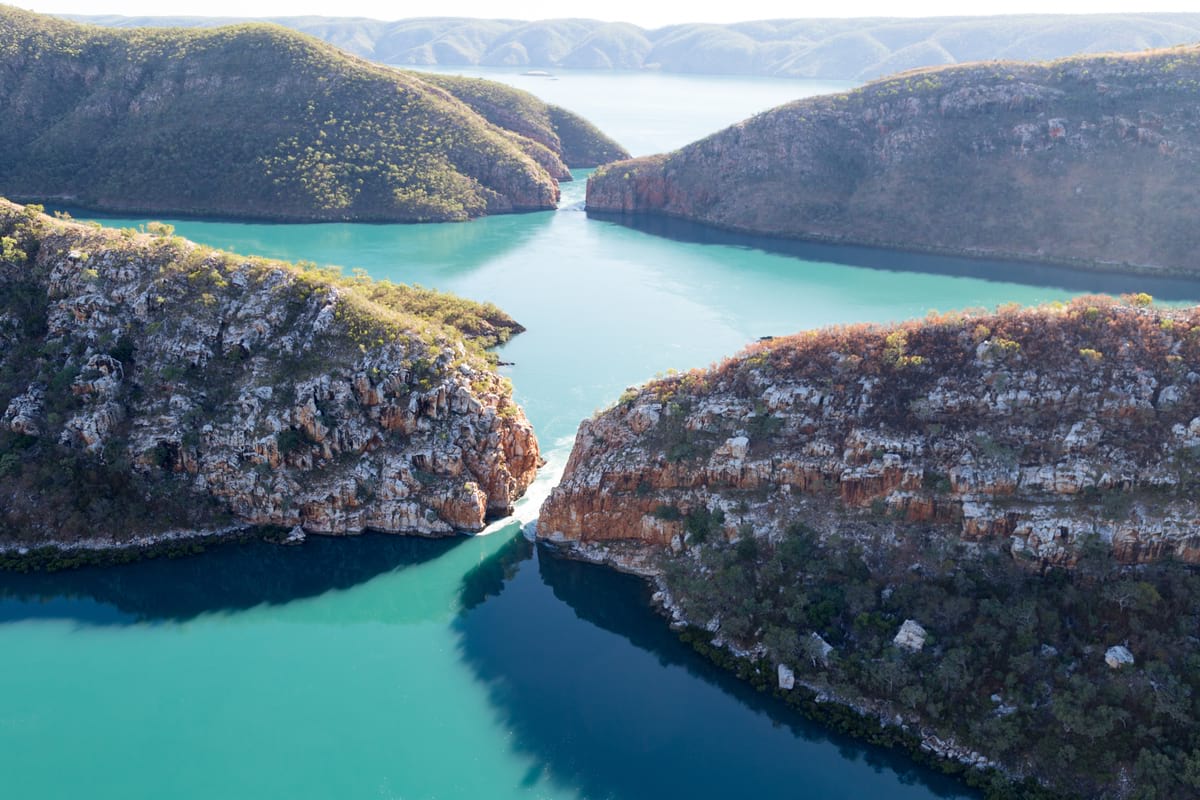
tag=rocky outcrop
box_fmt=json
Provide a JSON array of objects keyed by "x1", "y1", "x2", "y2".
[
  {"x1": 540, "y1": 297, "x2": 1200, "y2": 568},
  {"x1": 893, "y1": 620, "x2": 927, "y2": 652},
  {"x1": 587, "y1": 47, "x2": 1200, "y2": 273},
  {"x1": 1105, "y1": 645, "x2": 1135, "y2": 669},
  {"x1": 539, "y1": 298, "x2": 1200, "y2": 797},
  {"x1": 0, "y1": 199, "x2": 539, "y2": 550}
]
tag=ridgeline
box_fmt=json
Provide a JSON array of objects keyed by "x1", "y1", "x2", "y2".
[
  {"x1": 67, "y1": 13, "x2": 1200, "y2": 82},
  {"x1": 0, "y1": 7, "x2": 627, "y2": 222},
  {"x1": 587, "y1": 47, "x2": 1200, "y2": 275}
]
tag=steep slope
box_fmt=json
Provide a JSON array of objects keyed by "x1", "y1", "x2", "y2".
[
  {"x1": 414, "y1": 72, "x2": 629, "y2": 168},
  {"x1": 0, "y1": 199, "x2": 539, "y2": 554},
  {"x1": 539, "y1": 298, "x2": 1200, "y2": 796},
  {"x1": 587, "y1": 47, "x2": 1200, "y2": 274},
  {"x1": 0, "y1": 7, "x2": 612, "y2": 222},
  {"x1": 67, "y1": 13, "x2": 1200, "y2": 81}
]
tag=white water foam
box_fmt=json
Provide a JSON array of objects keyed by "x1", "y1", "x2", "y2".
[{"x1": 474, "y1": 435, "x2": 574, "y2": 538}]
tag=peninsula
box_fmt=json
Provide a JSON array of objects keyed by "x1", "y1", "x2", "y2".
[
  {"x1": 0, "y1": 199, "x2": 539, "y2": 558},
  {"x1": 587, "y1": 47, "x2": 1200, "y2": 274},
  {"x1": 542, "y1": 298, "x2": 1200, "y2": 796}
]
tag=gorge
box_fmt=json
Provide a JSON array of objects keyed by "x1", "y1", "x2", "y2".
[{"x1": 5, "y1": 23, "x2": 1200, "y2": 800}]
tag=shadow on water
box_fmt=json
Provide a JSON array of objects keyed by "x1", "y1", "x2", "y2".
[
  {"x1": 591, "y1": 211, "x2": 1200, "y2": 301},
  {"x1": 0, "y1": 533, "x2": 463, "y2": 626},
  {"x1": 455, "y1": 537, "x2": 977, "y2": 800}
]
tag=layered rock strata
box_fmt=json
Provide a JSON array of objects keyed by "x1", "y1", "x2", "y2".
[
  {"x1": 540, "y1": 298, "x2": 1200, "y2": 567},
  {"x1": 0, "y1": 200, "x2": 539, "y2": 549}
]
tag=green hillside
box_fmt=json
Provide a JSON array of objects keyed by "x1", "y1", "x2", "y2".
[
  {"x1": 0, "y1": 7, "x2": 625, "y2": 222},
  {"x1": 587, "y1": 46, "x2": 1200, "y2": 274},
  {"x1": 416, "y1": 72, "x2": 628, "y2": 168}
]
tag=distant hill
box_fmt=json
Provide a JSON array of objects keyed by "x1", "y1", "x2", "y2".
[
  {"x1": 0, "y1": 7, "x2": 627, "y2": 222},
  {"x1": 587, "y1": 46, "x2": 1200, "y2": 274},
  {"x1": 67, "y1": 13, "x2": 1200, "y2": 81},
  {"x1": 416, "y1": 72, "x2": 627, "y2": 168}
]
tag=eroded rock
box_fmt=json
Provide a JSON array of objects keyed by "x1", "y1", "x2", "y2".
[{"x1": 0, "y1": 201, "x2": 540, "y2": 548}]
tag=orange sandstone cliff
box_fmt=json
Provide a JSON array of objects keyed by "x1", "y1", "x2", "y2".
[{"x1": 540, "y1": 298, "x2": 1200, "y2": 569}]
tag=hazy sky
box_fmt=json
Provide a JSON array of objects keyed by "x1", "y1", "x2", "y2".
[{"x1": 18, "y1": 0, "x2": 1199, "y2": 28}]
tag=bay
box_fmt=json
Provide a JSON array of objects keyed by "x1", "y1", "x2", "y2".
[{"x1": 5, "y1": 68, "x2": 1197, "y2": 800}]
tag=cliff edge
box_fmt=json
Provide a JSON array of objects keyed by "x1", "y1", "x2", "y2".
[
  {"x1": 540, "y1": 298, "x2": 1200, "y2": 796},
  {"x1": 541, "y1": 298, "x2": 1200, "y2": 566},
  {"x1": 0, "y1": 200, "x2": 539, "y2": 551}
]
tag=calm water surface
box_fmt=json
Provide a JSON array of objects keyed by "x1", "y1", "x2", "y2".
[
  {"x1": 5, "y1": 71, "x2": 1198, "y2": 799},
  {"x1": 406, "y1": 66, "x2": 855, "y2": 156}
]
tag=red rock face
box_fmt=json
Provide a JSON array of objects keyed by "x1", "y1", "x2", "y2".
[{"x1": 540, "y1": 302, "x2": 1200, "y2": 568}]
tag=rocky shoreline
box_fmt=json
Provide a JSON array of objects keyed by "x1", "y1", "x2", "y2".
[
  {"x1": 0, "y1": 200, "x2": 539, "y2": 551},
  {"x1": 0, "y1": 520, "x2": 496, "y2": 572},
  {"x1": 537, "y1": 298, "x2": 1200, "y2": 797},
  {"x1": 540, "y1": 537, "x2": 1047, "y2": 797}
]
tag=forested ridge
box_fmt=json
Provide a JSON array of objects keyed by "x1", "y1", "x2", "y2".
[{"x1": 0, "y1": 7, "x2": 626, "y2": 222}]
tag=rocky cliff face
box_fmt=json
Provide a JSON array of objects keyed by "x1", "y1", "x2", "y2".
[
  {"x1": 0, "y1": 200, "x2": 539, "y2": 550},
  {"x1": 539, "y1": 298, "x2": 1200, "y2": 796},
  {"x1": 587, "y1": 47, "x2": 1200, "y2": 273},
  {"x1": 540, "y1": 297, "x2": 1200, "y2": 568}
]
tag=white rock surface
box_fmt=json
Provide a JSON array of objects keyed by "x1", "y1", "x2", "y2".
[
  {"x1": 894, "y1": 619, "x2": 928, "y2": 652},
  {"x1": 1105, "y1": 645, "x2": 1134, "y2": 669}
]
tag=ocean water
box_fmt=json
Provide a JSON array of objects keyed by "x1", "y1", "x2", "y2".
[{"x1": 5, "y1": 69, "x2": 1197, "y2": 800}]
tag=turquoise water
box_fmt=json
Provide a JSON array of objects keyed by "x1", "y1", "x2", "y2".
[{"x1": 6, "y1": 73, "x2": 1200, "y2": 800}]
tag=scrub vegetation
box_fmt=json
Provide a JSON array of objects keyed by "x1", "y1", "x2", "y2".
[{"x1": 0, "y1": 7, "x2": 625, "y2": 222}]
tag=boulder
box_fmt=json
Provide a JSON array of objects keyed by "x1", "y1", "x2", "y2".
[
  {"x1": 282, "y1": 525, "x2": 307, "y2": 545},
  {"x1": 1105, "y1": 645, "x2": 1135, "y2": 669},
  {"x1": 894, "y1": 619, "x2": 928, "y2": 652},
  {"x1": 807, "y1": 632, "x2": 834, "y2": 665}
]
